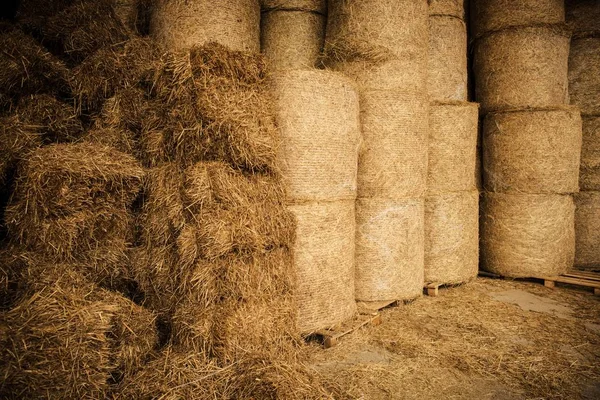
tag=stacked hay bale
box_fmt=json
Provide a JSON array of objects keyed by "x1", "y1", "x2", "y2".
[
  {"x1": 260, "y1": 0, "x2": 326, "y2": 70},
  {"x1": 567, "y1": 0, "x2": 600, "y2": 270},
  {"x1": 426, "y1": 0, "x2": 479, "y2": 285},
  {"x1": 324, "y1": 0, "x2": 429, "y2": 305},
  {"x1": 472, "y1": 0, "x2": 583, "y2": 278},
  {"x1": 271, "y1": 70, "x2": 360, "y2": 333}
]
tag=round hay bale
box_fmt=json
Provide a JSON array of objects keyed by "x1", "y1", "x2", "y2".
[
  {"x1": 480, "y1": 192, "x2": 575, "y2": 278},
  {"x1": 566, "y1": 0, "x2": 600, "y2": 37},
  {"x1": 261, "y1": 10, "x2": 325, "y2": 71},
  {"x1": 271, "y1": 70, "x2": 360, "y2": 201},
  {"x1": 470, "y1": 0, "x2": 565, "y2": 38},
  {"x1": 473, "y1": 25, "x2": 571, "y2": 113},
  {"x1": 574, "y1": 191, "x2": 600, "y2": 269},
  {"x1": 150, "y1": 0, "x2": 260, "y2": 52},
  {"x1": 424, "y1": 190, "x2": 479, "y2": 284},
  {"x1": 324, "y1": 0, "x2": 428, "y2": 64},
  {"x1": 288, "y1": 200, "x2": 356, "y2": 333},
  {"x1": 428, "y1": 16, "x2": 468, "y2": 101},
  {"x1": 482, "y1": 107, "x2": 582, "y2": 194},
  {"x1": 580, "y1": 116, "x2": 600, "y2": 191},
  {"x1": 428, "y1": 101, "x2": 479, "y2": 195},
  {"x1": 261, "y1": 0, "x2": 326, "y2": 13},
  {"x1": 358, "y1": 90, "x2": 428, "y2": 199},
  {"x1": 355, "y1": 197, "x2": 424, "y2": 302},
  {"x1": 428, "y1": 0, "x2": 465, "y2": 19},
  {"x1": 568, "y1": 37, "x2": 600, "y2": 116}
]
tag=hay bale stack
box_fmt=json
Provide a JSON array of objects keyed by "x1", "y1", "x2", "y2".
[
  {"x1": 473, "y1": 25, "x2": 570, "y2": 113},
  {"x1": 261, "y1": 0, "x2": 326, "y2": 13},
  {"x1": 574, "y1": 191, "x2": 600, "y2": 269},
  {"x1": 260, "y1": 10, "x2": 325, "y2": 71},
  {"x1": 428, "y1": 0, "x2": 465, "y2": 19},
  {"x1": 428, "y1": 16, "x2": 468, "y2": 102},
  {"x1": 150, "y1": 0, "x2": 260, "y2": 52},
  {"x1": 271, "y1": 70, "x2": 359, "y2": 332},
  {"x1": 470, "y1": 0, "x2": 565, "y2": 39},
  {"x1": 580, "y1": 117, "x2": 600, "y2": 191},
  {"x1": 355, "y1": 198, "x2": 425, "y2": 302},
  {"x1": 482, "y1": 107, "x2": 582, "y2": 194},
  {"x1": 569, "y1": 37, "x2": 600, "y2": 116},
  {"x1": 566, "y1": 0, "x2": 600, "y2": 38},
  {"x1": 425, "y1": 191, "x2": 479, "y2": 284},
  {"x1": 481, "y1": 192, "x2": 575, "y2": 278}
]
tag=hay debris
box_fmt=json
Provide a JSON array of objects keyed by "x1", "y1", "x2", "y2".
[
  {"x1": 574, "y1": 191, "x2": 600, "y2": 270},
  {"x1": 470, "y1": 0, "x2": 565, "y2": 38},
  {"x1": 270, "y1": 70, "x2": 360, "y2": 201},
  {"x1": 428, "y1": 0, "x2": 465, "y2": 19},
  {"x1": 261, "y1": 10, "x2": 326, "y2": 71},
  {"x1": 427, "y1": 101, "x2": 479, "y2": 195},
  {"x1": 480, "y1": 192, "x2": 575, "y2": 278},
  {"x1": 580, "y1": 116, "x2": 600, "y2": 191},
  {"x1": 473, "y1": 24, "x2": 571, "y2": 113},
  {"x1": 424, "y1": 191, "x2": 479, "y2": 284},
  {"x1": 16, "y1": 94, "x2": 83, "y2": 143},
  {"x1": 261, "y1": 0, "x2": 327, "y2": 13},
  {"x1": 355, "y1": 197, "x2": 425, "y2": 302},
  {"x1": 428, "y1": 16, "x2": 468, "y2": 101},
  {"x1": 482, "y1": 107, "x2": 582, "y2": 194},
  {"x1": 150, "y1": 0, "x2": 260, "y2": 52},
  {"x1": 566, "y1": 0, "x2": 600, "y2": 37},
  {"x1": 568, "y1": 37, "x2": 600, "y2": 116}
]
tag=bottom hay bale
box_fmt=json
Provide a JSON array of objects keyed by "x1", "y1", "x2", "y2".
[
  {"x1": 288, "y1": 200, "x2": 357, "y2": 334},
  {"x1": 574, "y1": 191, "x2": 600, "y2": 270},
  {"x1": 355, "y1": 197, "x2": 425, "y2": 303},
  {"x1": 481, "y1": 192, "x2": 575, "y2": 278},
  {"x1": 580, "y1": 116, "x2": 600, "y2": 191},
  {"x1": 425, "y1": 191, "x2": 479, "y2": 284}
]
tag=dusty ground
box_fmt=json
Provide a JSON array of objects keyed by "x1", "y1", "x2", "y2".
[{"x1": 307, "y1": 277, "x2": 600, "y2": 400}]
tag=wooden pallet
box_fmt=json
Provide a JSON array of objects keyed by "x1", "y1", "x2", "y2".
[
  {"x1": 424, "y1": 283, "x2": 442, "y2": 297},
  {"x1": 543, "y1": 270, "x2": 600, "y2": 295},
  {"x1": 310, "y1": 314, "x2": 382, "y2": 348}
]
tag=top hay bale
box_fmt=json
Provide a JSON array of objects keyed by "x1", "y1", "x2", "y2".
[
  {"x1": 566, "y1": 0, "x2": 600, "y2": 37},
  {"x1": 261, "y1": 0, "x2": 326, "y2": 14},
  {"x1": 470, "y1": 0, "x2": 565, "y2": 38},
  {"x1": 150, "y1": 0, "x2": 261, "y2": 52},
  {"x1": 428, "y1": 0, "x2": 465, "y2": 19}
]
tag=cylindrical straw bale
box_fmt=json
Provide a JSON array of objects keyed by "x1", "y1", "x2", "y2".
[
  {"x1": 289, "y1": 200, "x2": 357, "y2": 333},
  {"x1": 358, "y1": 90, "x2": 428, "y2": 199},
  {"x1": 355, "y1": 197, "x2": 424, "y2": 302},
  {"x1": 261, "y1": 10, "x2": 325, "y2": 71},
  {"x1": 428, "y1": 16, "x2": 468, "y2": 101},
  {"x1": 580, "y1": 116, "x2": 600, "y2": 191},
  {"x1": 428, "y1": 102, "x2": 478, "y2": 194},
  {"x1": 324, "y1": 0, "x2": 428, "y2": 65},
  {"x1": 271, "y1": 70, "x2": 360, "y2": 201},
  {"x1": 566, "y1": 0, "x2": 600, "y2": 36},
  {"x1": 261, "y1": 0, "x2": 326, "y2": 14},
  {"x1": 473, "y1": 25, "x2": 570, "y2": 113},
  {"x1": 568, "y1": 37, "x2": 600, "y2": 116},
  {"x1": 470, "y1": 0, "x2": 565, "y2": 38},
  {"x1": 481, "y1": 192, "x2": 575, "y2": 278},
  {"x1": 425, "y1": 190, "x2": 479, "y2": 284},
  {"x1": 482, "y1": 107, "x2": 582, "y2": 194},
  {"x1": 428, "y1": 0, "x2": 465, "y2": 19},
  {"x1": 574, "y1": 191, "x2": 600, "y2": 269},
  {"x1": 150, "y1": 0, "x2": 260, "y2": 52}
]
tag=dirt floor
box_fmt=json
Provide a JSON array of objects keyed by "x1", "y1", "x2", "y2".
[{"x1": 308, "y1": 277, "x2": 600, "y2": 400}]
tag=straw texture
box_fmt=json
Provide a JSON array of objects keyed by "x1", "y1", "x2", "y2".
[
  {"x1": 482, "y1": 107, "x2": 582, "y2": 194},
  {"x1": 481, "y1": 192, "x2": 575, "y2": 278},
  {"x1": 355, "y1": 197, "x2": 424, "y2": 302},
  {"x1": 261, "y1": 10, "x2": 325, "y2": 71},
  {"x1": 271, "y1": 70, "x2": 360, "y2": 201},
  {"x1": 261, "y1": 0, "x2": 326, "y2": 13},
  {"x1": 427, "y1": 102, "x2": 478, "y2": 194},
  {"x1": 428, "y1": 0, "x2": 465, "y2": 19},
  {"x1": 574, "y1": 191, "x2": 600, "y2": 269},
  {"x1": 358, "y1": 90, "x2": 428, "y2": 199},
  {"x1": 470, "y1": 0, "x2": 565, "y2": 38},
  {"x1": 425, "y1": 191, "x2": 479, "y2": 284},
  {"x1": 580, "y1": 116, "x2": 600, "y2": 191},
  {"x1": 428, "y1": 16, "x2": 468, "y2": 101},
  {"x1": 289, "y1": 201, "x2": 357, "y2": 333},
  {"x1": 150, "y1": 0, "x2": 260, "y2": 52},
  {"x1": 568, "y1": 37, "x2": 600, "y2": 116},
  {"x1": 566, "y1": 0, "x2": 600, "y2": 37},
  {"x1": 473, "y1": 25, "x2": 570, "y2": 113}
]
